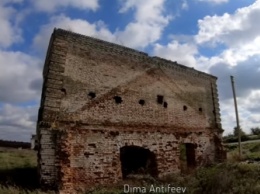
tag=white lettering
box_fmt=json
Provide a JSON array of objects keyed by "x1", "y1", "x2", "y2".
[
  {"x1": 150, "y1": 185, "x2": 155, "y2": 192},
  {"x1": 176, "y1": 187, "x2": 181, "y2": 193},
  {"x1": 126, "y1": 184, "x2": 187, "y2": 193},
  {"x1": 132, "y1": 186, "x2": 146, "y2": 193},
  {"x1": 124, "y1": 185, "x2": 146, "y2": 193},
  {"x1": 155, "y1": 186, "x2": 161, "y2": 192},
  {"x1": 124, "y1": 184, "x2": 130, "y2": 193},
  {"x1": 181, "y1": 187, "x2": 187, "y2": 193}
]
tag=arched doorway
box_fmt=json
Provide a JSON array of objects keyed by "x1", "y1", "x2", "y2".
[{"x1": 120, "y1": 145, "x2": 158, "y2": 179}]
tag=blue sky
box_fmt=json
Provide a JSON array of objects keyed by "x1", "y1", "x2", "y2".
[{"x1": 0, "y1": 0, "x2": 260, "y2": 142}]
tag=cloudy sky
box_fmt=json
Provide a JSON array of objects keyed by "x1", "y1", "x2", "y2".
[{"x1": 0, "y1": 0, "x2": 259, "y2": 142}]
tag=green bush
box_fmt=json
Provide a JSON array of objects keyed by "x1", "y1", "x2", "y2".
[
  {"x1": 194, "y1": 163, "x2": 260, "y2": 194},
  {"x1": 251, "y1": 127, "x2": 260, "y2": 135}
]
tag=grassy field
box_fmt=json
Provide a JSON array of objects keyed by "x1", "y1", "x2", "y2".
[
  {"x1": 0, "y1": 144, "x2": 259, "y2": 194},
  {"x1": 0, "y1": 147, "x2": 52, "y2": 194},
  {"x1": 225, "y1": 142, "x2": 260, "y2": 162}
]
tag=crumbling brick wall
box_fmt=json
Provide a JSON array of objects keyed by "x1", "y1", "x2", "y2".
[{"x1": 37, "y1": 28, "x2": 225, "y2": 193}]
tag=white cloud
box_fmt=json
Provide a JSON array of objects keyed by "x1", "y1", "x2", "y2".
[
  {"x1": 153, "y1": 41, "x2": 198, "y2": 67},
  {"x1": 34, "y1": 0, "x2": 172, "y2": 52},
  {"x1": 119, "y1": 0, "x2": 170, "y2": 23},
  {"x1": 0, "y1": 0, "x2": 23, "y2": 5},
  {"x1": 33, "y1": 15, "x2": 116, "y2": 54},
  {"x1": 209, "y1": 55, "x2": 260, "y2": 135},
  {"x1": 219, "y1": 99, "x2": 236, "y2": 135},
  {"x1": 0, "y1": 51, "x2": 42, "y2": 103},
  {"x1": 210, "y1": 55, "x2": 260, "y2": 100},
  {"x1": 115, "y1": 22, "x2": 167, "y2": 49},
  {"x1": 220, "y1": 37, "x2": 260, "y2": 66},
  {"x1": 245, "y1": 90, "x2": 260, "y2": 112},
  {"x1": 193, "y1": 0, "x2": 260, "y2": 68},
  {"x1": 193, "y1": 37, "x2": 260, "y2": 70},
  {"x1": 156, "y1": 0, "x2": 260, "y2": 71},
  {"x1": 31, "y1": 0, "x2": 99, "y2": 12},
  {"x1": 196, "y1": 0, "x2": 260, "y2": 46},
  {"x1": 0, "y1": 104, "x2": 37, "y2": 142},
  {"x1": 116, "y1": 0, "x2": 172, "y2": 48},
  {"x1": 198, "y1": 0, "x2": 229, "y2": 4},
  {"x1": 182, "y1": 0, "x2": 189, "y2": 10},
  {"x1": 0, "y1": 3, "x2": 22, "y2": 48},
  {"x1": 221, "y1": 91, "x2": 260, "y2": 135}
]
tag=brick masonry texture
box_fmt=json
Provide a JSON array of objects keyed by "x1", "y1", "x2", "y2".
[{"x1": 37, "y1": 28, "x2": 226, "y2": 193}]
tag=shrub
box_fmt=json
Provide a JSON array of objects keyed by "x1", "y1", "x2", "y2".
[{"x1": 251, "y1": 127, "x2": 260, "y2": 135}]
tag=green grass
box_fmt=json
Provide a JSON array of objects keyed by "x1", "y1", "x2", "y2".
[
  {"x1": 194, "y1": 163, "x2": 260, "y2": 194},
  {"x1": 0, "y1": 147, "x2": 54, "y2": 194},
  {"x1": 0, "y1": 147, "x2": 36, "y2": 170},
  {"x1": 225, "y1": 142, "x2": 260, "y2": 161},
  {"x1": 0, "y1": 145, "x2": 259, "y2": 194}
]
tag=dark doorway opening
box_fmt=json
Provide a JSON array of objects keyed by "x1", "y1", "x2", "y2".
[
  {"x1": 179, "y1": 143, "x2": 196, "y2": 173},
  {"x1": 120, "y1": 145, "x2": 158, "y2": 179}
]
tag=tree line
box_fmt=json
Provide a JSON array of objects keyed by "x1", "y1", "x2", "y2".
[
  {"x1": 0, "y1": 139, "x2": 31, "y2": 149},
  {"x1": 223, "y1": 127, "x2": 260, "y2": 143}
]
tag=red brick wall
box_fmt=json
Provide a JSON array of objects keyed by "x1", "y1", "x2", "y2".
[
  {"x1": 37, "y1": 28, "x2": 224, "y2": 193},
  {"x1": 60, "y1": 43, "x2": 217, "y2": 129}
]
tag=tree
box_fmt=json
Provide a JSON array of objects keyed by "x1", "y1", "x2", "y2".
[
  {"x1": 233, "y1": 127, "x2": 248, "y2": 141},
  {"x1": 233, "y1": 127, "x2": 246, "y2": 137},
  {"x1": 251, "y1": 127, "x2": 260, "y2": 135}
]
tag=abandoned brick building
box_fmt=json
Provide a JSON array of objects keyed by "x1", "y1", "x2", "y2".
[{"x1": 37, "y1": 28, "x2": 226, "y2": 192}]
